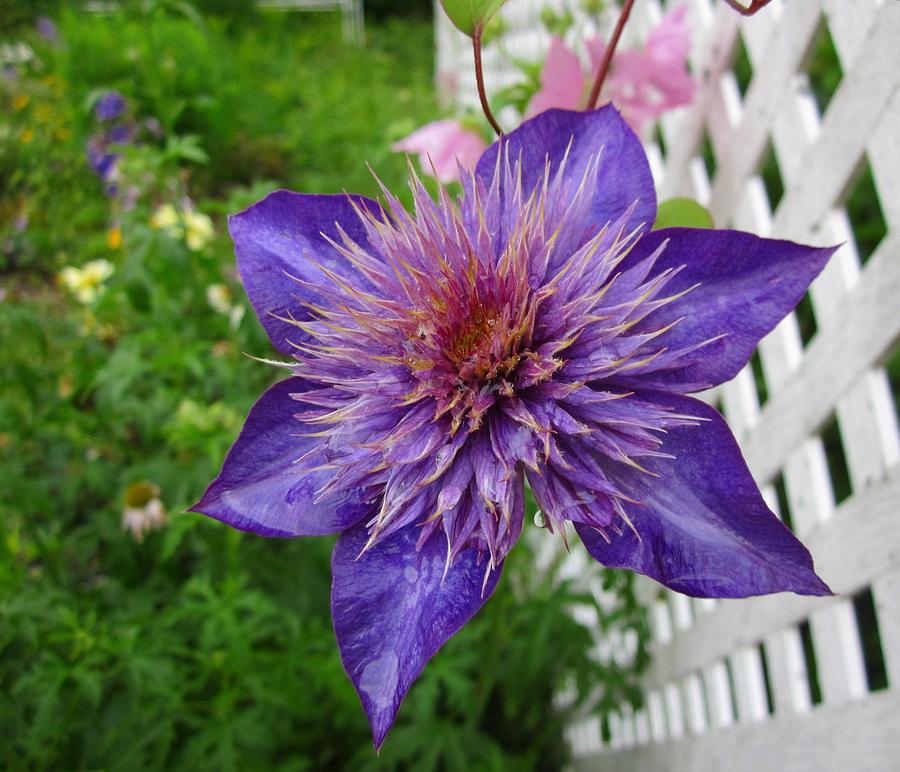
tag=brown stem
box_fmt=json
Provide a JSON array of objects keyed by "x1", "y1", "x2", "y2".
[
  {"x1": 473, "y1": 28, "x2": 503, "y2": 137},
  {"x1": 721, "y1": 0, "x2": 773, "y2": 15},
  {"x1": 586, "y1": 0, "x2": 636, "y2": 111}
]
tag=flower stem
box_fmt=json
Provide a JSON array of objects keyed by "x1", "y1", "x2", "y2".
[
  {"x1": 473, "y1": 28, "x2": 503, "y2": 137},
  {"x1": 722, "y1": 0, "x2": 773, "y2": 15},
  {"x1": 585, "y1": 0, "x2": 636, "y2": 111}
]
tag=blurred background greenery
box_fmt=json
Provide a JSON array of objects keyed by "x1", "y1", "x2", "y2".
[{"x1": 0, "y1": 2, "x2": 649, "y2": 769}]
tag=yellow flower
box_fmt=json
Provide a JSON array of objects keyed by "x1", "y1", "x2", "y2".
[
  {"x1": 206, "y1": 283, "x2": 232, "y2": 314},
  {"x1": 206, "y1": 283, "x2": 245, "y2": 329},
  {"x1": 184, "y1": 210, "x2": 214, "y2": 251},
  {"x1": 20, "y1": 128, "x2": 34, "y2": 144},
  {"x1": 107, "y1": 226, "x2": 122, "y2": 250},
  {"x1": 54, "y1": 127, "x2": 71, "y2": 141},
  {"x1": 59, "y1": 259, "x2": 114, "y2": 304},
  {"x1": 12, "y1": 94, "x2": 30, "y2": 110},
  {"x1": 35, "y1": 104, "x2": 54, "y2": 123},
  {"x1": 150, "y1": 202, "x2": 179, "y2": 232},
  {"x1": 151, "y1": 203, "x2": 214, "y2": 251}
]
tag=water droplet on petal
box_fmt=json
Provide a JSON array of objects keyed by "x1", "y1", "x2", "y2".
[{"x1": 533, "y1": 510, "x2": 546, "y2": 528}]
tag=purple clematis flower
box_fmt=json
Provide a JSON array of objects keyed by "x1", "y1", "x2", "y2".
[{"x1": 192, "y1": 106, "x2": 833, "y2": 747}]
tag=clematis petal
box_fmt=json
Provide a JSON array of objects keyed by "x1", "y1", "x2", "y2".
[
  {"x1": 475, "y1": 106, "x2": 656, "y2": 241},
  {"x1": 229, "y1": 190, "x2": 382, "y2": 355},
  {"x1": 189, "y1": 377, "x2": 373, "y2": 536},
  {"x1": 611, "y1": 228, "x2": 836, "y2": 391},
  {"x1": 332, "y1": 522, "x2": 502, "y2": 748},
  {"x1": 577, "y1": 392, "x2": 832, "y2": 598}
]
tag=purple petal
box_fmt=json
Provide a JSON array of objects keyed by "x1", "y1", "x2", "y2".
[
  {"x1": 476, "y1": 106, "x2": 656, "y2": 241},
  {"x1": 332, "y1": 523, "x2": 501, "y2": 748},
  {"x1": 189, "y1": 377, "x2": 373, "y2": 536},
  {"x1": 95, "y1": 90, "x2": 126, "y2": 122},
  {"x1": 612, "y1": 228, "x2": 836, "y2": 391},
  {"x1": 37, "y1": 17, "x2": 60, "y2": 44},
  {"x1": 229, "y1": 190, "x2": 382, "y2": 355},
  {"x1": 577, "y1": 393, "x2": 831, "y2": 598}
]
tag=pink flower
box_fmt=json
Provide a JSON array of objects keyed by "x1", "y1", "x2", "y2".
[
  {"x1": 392, "y1": 120, "x2": 488, "y2": 184},
  {"x1": 594, "y1": 6, "x2": 696, "y2": 134},
  {"x1": 524, "y1": 36, "x2": 584, "y2": 119},
  {"x1": 526, "y1": 5, "x2": 695, "y2": 136}
]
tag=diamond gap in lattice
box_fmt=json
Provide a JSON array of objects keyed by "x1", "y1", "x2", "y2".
[
  {"x1": 803, "y1": 17, "x2": 842, "y2": 116},
  {"x1": 852, "y1": 588, "x2": 889, "y2": 693},
  {"x1": 772, "y1": 472, "x2": 795, "y2": 532},
  {"x1": 700, "y1": 128, "x2": 717, "y2": 180},
  {"x1": 653, "y1": 123, "x2": 667, "y2": 161},
  {"x1": 731, "y1": 32, "x2": 752, "y2": 98},
  {"x1": 795, "y1": 290, "x2": 818, "y2": 347},
  {"x1": 749, "y1": 349, "x2": 768, "y2": 407},
  {"x1": 600, "y1": 713, "x2": 612, "y2": 744},
  {"x1": 797, "y1": 619, "x2": 823, "y2": 706},
  {"x1": 759, "y1": 141, "x2": 785, "y2": 213},
  {"x1": 884, "y1": 343, "x2": 900, "y2": 427},
  {"x1": 756, "y1": 642, "x2": 775, "y2": 715},
  {"x1": 723, "y1": 657, "x2": 740, "y2": 722},
  {"x1": 843, "y1": 157, "x2": 887, "y2": 266},
  {"x1": 820, "y1": 416, "x2": 852, "y2": 505},
  {"x1": 694, "y1": 670, "x2": 711, "y2": 731}
]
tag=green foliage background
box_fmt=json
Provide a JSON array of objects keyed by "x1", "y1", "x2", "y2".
[{"x1": 0, "y1": 5, "x2": 649, "y2": 770}]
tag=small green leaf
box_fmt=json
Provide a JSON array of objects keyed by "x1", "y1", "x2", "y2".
[
  {"x1": 653, "y1": 198, "x2": 715, "y2": 230},
  {"x1": 440, "y1": 0, "x2": 507, "y2": 36}
]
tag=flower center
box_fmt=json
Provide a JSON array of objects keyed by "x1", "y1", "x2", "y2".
[
  {"x1": 396, "y1": 262, "x2": 563, "y2": 436},
  {"x1": 445, "y1": 304, "x2": 521, "y2": 383}
]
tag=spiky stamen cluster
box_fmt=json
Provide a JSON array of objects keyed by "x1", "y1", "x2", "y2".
[{"x1": 280, "y1": 149, "x2": 709, "y2": 574}]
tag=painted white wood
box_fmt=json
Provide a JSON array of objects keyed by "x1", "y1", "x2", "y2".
[
  {"x1": 729, "y1": 645, "x2": 768, "y2": 722},
  {"x1": 647, "y1": 689, "x2": 668, "y2": 743},
  {"x1": 763, "y1": 628, "x2": 813, "y2": 715},
  {"x1": 576, "y1": 690, "x2": 900, "y2": 772},
  {"x1": 703, "y1": 660, "x2": 735, "y2": 730},
  {"x1": 664, "y1": 682, "x2": 686, "y2": 739},
  {"x1": 683, "y1": 672, "x2": 708, "y2": 734}
]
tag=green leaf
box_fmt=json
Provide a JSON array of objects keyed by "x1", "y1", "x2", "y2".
[
  {"x1": 440, "y1": 0, "x2": 507, "y2": 36},
  {"x1": 653, "y1": 198, "x2": 715, "y2": 229}
]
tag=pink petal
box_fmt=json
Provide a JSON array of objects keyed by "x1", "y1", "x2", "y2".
[
  {"x1": 647, "y1": 4, "x2": 692, "y2": 63},
  {"x1": 585, "y1": 36, "x2": 608, "y2": 82},
  {"x1": 594, "y1": 5, "x2": 696, "y2": 135},
  {"x1": 525, "y1": 36, "x2": 585, "y2": 118},
  {"x1": 393, "y1": 120, "x2": 488, "y2": 184}
]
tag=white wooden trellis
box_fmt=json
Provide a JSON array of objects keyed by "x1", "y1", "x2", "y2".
[{"x1": 437, "y1": 1, "x2": 900, "y2": 769}]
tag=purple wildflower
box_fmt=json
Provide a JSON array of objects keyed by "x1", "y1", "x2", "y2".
[
  {"x1": 86, "y1": 135, "x2": 118, "y2": 181},
  {"x1": 36, "y1": 17, "x2": 59, "y2": 45},
  {"x1": 192, "y1": 107, "x2": 833, "y2": 747},
  {"x1": 95, "y1": 90, "x2": 126, "y2": 122},
  {"x1": 86, "y1": 123, "x2": 135, "y2": 196}
]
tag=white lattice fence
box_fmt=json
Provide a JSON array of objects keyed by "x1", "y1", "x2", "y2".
[{"x1": 437, "y1": 1, "x2": 900, "y2": 769}]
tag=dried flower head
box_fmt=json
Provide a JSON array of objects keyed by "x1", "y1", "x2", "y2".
[{"x1": 122, "y1": 481, "x2": 167, "y2": 542}]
